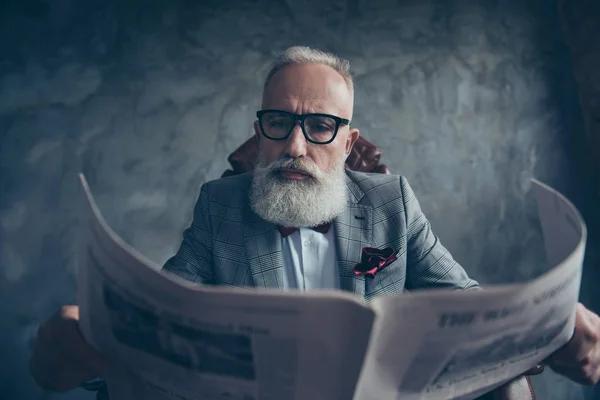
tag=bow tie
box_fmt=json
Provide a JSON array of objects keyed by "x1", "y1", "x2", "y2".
[{"x1": 278, "y1": 223, "x2": 331, "y2": 238}]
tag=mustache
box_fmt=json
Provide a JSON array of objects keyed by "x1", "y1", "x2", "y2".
[{"x1": 267, "y1": 157, "x2": 322, "y2": 179}]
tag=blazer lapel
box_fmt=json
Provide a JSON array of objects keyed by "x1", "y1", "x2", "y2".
[
  {"x1": 333, "y1": 174, "x2": 373, "y2": 298},
  {"x1": 241, "y1": 204, "x2": 285, "y2": 291}
]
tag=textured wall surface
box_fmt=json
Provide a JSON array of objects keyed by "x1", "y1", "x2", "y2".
[
  {"x1": 0, "y1": 0, "x2": 598, "y2": 399},
  {"x1": 558, "y1": 1, "x2": 600, "y2": 189}
]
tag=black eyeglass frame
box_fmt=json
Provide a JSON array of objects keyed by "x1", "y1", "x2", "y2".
[{"x1": 256, "y1": 109, "x2": 351, "y2": 145}]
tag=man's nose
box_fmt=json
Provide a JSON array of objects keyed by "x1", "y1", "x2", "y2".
[{"x1": 284, "y1": 123, "x2": 307, "y2": 158}]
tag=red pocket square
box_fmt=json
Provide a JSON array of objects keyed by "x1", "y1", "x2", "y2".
[{"x1": 353, "y1": 247, "x2": 398, "y2": 278}]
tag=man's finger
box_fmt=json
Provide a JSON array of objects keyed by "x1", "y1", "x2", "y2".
[{"x1": 59, "y1": 305, "x2": 80, "y2": 321}]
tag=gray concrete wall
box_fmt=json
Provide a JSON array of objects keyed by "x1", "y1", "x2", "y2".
[{"x1": 0, "y1": 0, "x2": 597, "y2": 399}]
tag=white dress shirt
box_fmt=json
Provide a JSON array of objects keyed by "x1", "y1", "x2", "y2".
[{"x1": 280, "y1": 227, "x2": 339, "y2": 290}]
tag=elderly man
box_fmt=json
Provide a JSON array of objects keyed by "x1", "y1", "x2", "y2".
[{"x1": 30, "y1": 46, "x2": 600, "y2": 395}]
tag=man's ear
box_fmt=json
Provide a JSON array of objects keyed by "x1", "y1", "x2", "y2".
[
  {"x1": 345, "y1": 128, "x2": 360, "y2": 156},
  {"x1": 253, "y1": 120, "x2": 261, "y2": 142}
]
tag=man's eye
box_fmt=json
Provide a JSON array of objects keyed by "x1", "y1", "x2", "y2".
[
  {"x1": 269, "y1": 119, "x2": 287, "y2": 127},
  {"x1": 308, "y1": 123, "x2": 333, "y2": 133}
]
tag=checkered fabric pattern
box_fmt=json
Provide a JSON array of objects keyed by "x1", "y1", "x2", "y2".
[{"x1": 162, "y1": 170, "x2": 478, "y2": 300}]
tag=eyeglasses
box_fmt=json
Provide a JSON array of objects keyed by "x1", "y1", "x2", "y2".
[{"x1": 256, "y1": 110, "x2": 351, "y2": 145}]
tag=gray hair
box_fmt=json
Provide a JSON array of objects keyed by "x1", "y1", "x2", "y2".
[{"x1": 263, "y1": 46, "x2": 354, "y2": 92}]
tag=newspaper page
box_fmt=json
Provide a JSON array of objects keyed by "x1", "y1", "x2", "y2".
[
  {"x1": 353, "y1": 179, "x2": 587, "y2": 400},
  {"x1": 76, "y1": 174, "x2": 376, "y2": 400}
]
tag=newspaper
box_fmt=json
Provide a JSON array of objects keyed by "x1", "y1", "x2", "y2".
[{"x1": 76, "y1": 174, "x2": 586, "y2": 400}]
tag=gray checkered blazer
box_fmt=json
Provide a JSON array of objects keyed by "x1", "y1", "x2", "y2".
[{"x1": 162, "y1": 170, "x2": 478, "y2": 300}]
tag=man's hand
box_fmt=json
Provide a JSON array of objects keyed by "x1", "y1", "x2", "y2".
[
  {"x1": 547, "y1": 303, "x2": 600, "y2": 385},
  {"x1": 29, "y1": 305, "x2": 109, "y2": 392}
]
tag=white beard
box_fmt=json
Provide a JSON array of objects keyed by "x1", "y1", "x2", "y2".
[{"x1": 249, "y1": 154, "x2": 347, "y2": 228}]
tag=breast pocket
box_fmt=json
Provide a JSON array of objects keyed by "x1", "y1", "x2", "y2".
[{"x1": 364, "y1": 257, "x2": 407, "y2": 299}]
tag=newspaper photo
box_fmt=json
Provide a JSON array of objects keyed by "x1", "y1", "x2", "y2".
[{"x1": 76, "y1": 174, "x2": 586, "y2": 400}]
